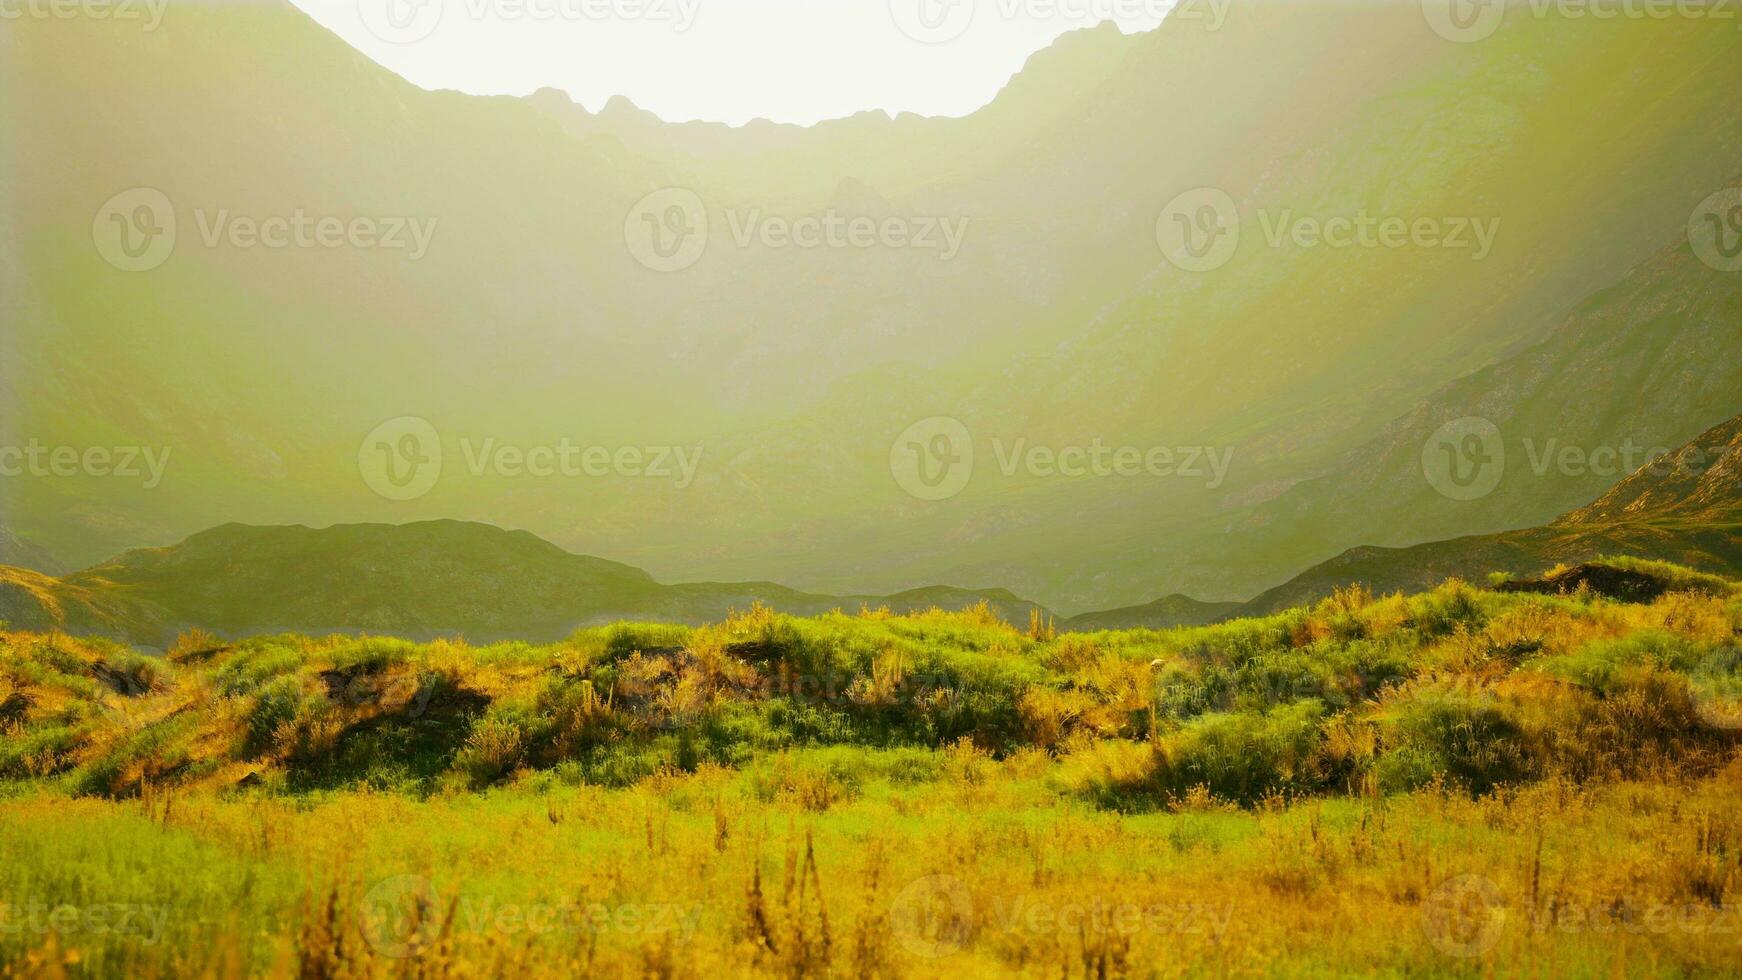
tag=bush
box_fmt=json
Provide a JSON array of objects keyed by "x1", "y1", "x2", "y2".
[
  {"x1": 1151, "y1": 701, "x2": 1329, "y2": 805},
  {"x1": 245, "y1": 677, "x2": 304, "y2": 756},
  {"x1": 0, "y1": 724, "x2": 83, "y2": 778},
  {"x1": 1380, "y1": 687, "x2": 1533, "y2": 795},
  {"x1": 455, "y1": 707, "x2": 536, "y2": 785}
]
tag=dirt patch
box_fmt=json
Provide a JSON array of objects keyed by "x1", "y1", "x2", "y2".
[
  {"x1": 0, "y1": 691, "x2": 32, "y2": 723},
  {"x1": 1497, "y1": 564, "x2": 1669, "y2": 604},
  {"x1": 91, "y1": 661, "x2": 154, "y2": 697}
]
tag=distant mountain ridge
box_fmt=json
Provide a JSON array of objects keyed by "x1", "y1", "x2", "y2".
[
  {"x1": 0, "y1": 521, "x2": 1051, "y2": 645},
  {"x1": 4, "y1": 408, "x2": 1738, "y2": 643},
  {"x1": 1059, "y1": 594, "x2": 1242, "y2": 633}
]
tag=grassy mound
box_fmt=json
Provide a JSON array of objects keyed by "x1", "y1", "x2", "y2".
[{"x1": 5, "y1": 559, "x2": 1739, "y2": 808}]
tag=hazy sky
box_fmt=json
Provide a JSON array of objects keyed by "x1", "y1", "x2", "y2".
[{"x1": 290, "y1": 0, "x2": 1178, "y2": 125}]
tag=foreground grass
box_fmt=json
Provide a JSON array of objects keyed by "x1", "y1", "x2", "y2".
[
  {"x1": 4, "y1": 766, "x2": 1742, "y2": 977},
  {"x1": 2, "y1": 560, "x2": 1740, "y2": 976}
]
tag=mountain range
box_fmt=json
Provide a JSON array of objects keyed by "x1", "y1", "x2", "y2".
[
  {"x1": 4, "y1": 0, "x2": 1740, "y2": 614},
  {"x1": 3, "y1": 409, "x2": 1736, "y2": 644},
  {"x1": 0, "y1": 521, "x2": 1050, "y2": 645}
]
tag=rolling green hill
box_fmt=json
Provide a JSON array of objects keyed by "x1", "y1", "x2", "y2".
[{"x1": 1059, "y1": 594, "x2": 1243, "y2": 633}]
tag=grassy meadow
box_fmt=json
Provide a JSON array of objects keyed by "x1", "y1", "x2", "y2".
[{"x1": 3, "y1": 558, "x2": 1742, "y2": 977}]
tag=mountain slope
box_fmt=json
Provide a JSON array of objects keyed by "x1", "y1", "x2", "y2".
[
  {"x1": 1059, "y1": 595, "x2": 1242, "y2": 633},
  {"x1": 0, "y1": 527, "x2": 63, "y2": 575},
  {"x1": 591, "y1": 6, "x2": 1742, "y2": 609},
  {"x1": 1565, "y1": 412, "x2": 1742, "y2": 525},
  {"x1": 0, "y1": 565, "x2": 168, "y2": 637},
  {"x1": 1241, "y1": 412, "x2": 1742, "y2": 613},
  {"x1": 1219, "y1": 222, "x2": 1742, "y2": 599}
]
